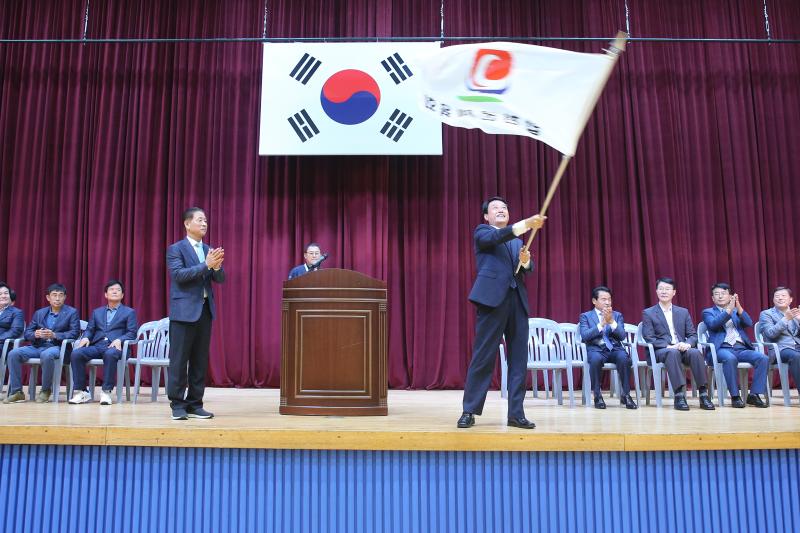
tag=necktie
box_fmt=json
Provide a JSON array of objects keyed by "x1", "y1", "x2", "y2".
[
  {"x1": 194, "y1": 242, "x2": 205, "y2": 263},
  {"x1": 602, "y1": 325, "x2": 614, "y2": 350}
]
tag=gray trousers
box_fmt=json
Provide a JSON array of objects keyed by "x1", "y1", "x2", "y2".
[{"x1": 654, "y1": 347, "x2": 707, "y2": 392}]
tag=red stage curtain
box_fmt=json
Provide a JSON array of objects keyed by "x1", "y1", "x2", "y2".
[{"x1": 1, "y1": 0, "x2": 799, "y2": 389}]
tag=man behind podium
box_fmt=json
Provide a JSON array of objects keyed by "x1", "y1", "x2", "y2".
[
  {"x1": 167, "y1": 207, "x2": 225, "y2": 420},
  {"x1": 288, "y1": 242, "x2": 324, "y2": 280},
  {"x1": 458, "y1": 196, "x2": 545, "y2": 430}
]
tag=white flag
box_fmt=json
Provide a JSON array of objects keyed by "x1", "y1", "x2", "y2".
[
  {"x1": 416, "y1": 41, "x2": 617, "y2": 156},
  {"x1": 259, "y1": 42, "x2": 442, "y2": 156}
]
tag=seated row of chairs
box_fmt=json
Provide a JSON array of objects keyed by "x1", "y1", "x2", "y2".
[
  {"x1": 1, "y1": 318, "x2": 171, "y2": 404},
  {"x1": 499, "y1": 318, "x2": 794, "y2": 408}
]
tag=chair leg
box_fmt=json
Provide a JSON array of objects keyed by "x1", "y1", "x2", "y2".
[
  {"x1": 28, "y1": 365, "x2": 39, "y2": 400},
  {"x1": 631, "y1": 365, "x2": 641, "y2": 406},
  {"x1": 88, "y1": 367, "x2": 97, "y2": 400},
  {"x1": 133, "y1": 364, "x2": 142, "y2": 405},
  {"x1": 116, "y1": 360, "x2": 126, "y2": 404},
  {"x1": 543, "y1": 369, "x2": 551, "y2": 399},
  {"x1": 567, "y1": 367, "x2": 575, "y2": 408},
  {"x1": 779, "y1": 365, "x2": 791, "y2": 406},
  {"x1": 555, "y1": 370, "x2": 563, "y2": 405},
  {"x1": 500, "y1": 356, "x2": 508, "y2": 399},
  {"x1": 653, "y1": 366, "x2": 663, "y2": 408},
  {"x1": 151, "y1": 367, "x2": 161, "y2": 402},
  {"x1": 125, "y1": 363, "x2": 132, "y2": 401},
  {"x1": 52, "y1": 361, "x2": 63, "y2": 403},
  {"x1": 739, "y1": 368, "x2": 749, "y2": 399}
]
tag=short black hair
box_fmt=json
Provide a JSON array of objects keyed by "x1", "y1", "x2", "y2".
[
  {"x1": 304, "y1": 242, "x2": 321, "y2": 253},
  {"x1": 45, "y1": 283, "x2": 67, "y2": 295},
  {"x1": 656, "y1": 277, "x2": 676, "y2": 290},
  {"x1": 711, "y1": 282, "x2": 732, "y2": 295},
  {"x1": 482, "y1": 196, "x2": 508, "y2": 215},
  {"x1": 182, "y1": 207, "x2": 206, "y2": 223},
  {"x1": 0, "y1": 282, "x2": 15, "y2": 302},
  {"x1": 104, "y1": 279, "x2": 125, "y2": 293},
  {"x1": 772, "y1": 286, "x2": 793, "y2": 298},
  {"x1": 592, "y1": 285, "x2": 612, "y2": 300}
]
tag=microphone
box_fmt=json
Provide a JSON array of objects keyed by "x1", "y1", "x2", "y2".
[{"x1": 309, "y1": 253, "x2": 329, "y2": 271}]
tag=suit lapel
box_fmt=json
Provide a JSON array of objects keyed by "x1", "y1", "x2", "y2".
[{"x1": 181, "y1": 239, "x2": 201, "y2": 266}]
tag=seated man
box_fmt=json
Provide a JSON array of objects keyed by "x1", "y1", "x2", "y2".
[
  {"x1": 758, "y1": 286, "x2": 800, "y2": 402},
  {"x1": 3, "y1": 283, "x2": 79, "y2": 404},
  {"x1": 0, "y1": 282, "x2": 25, "y2": 343},
  {"x1": 702, "y1": 283, "x2": 769, "y2": 408},
  {"x1": 579, "y1": 286, "x2": 637, "y2": 410},
  {"x1": 288, "y1": 242, "x2": 325, "y2": 280},
  {"x1": 69, "y1": 280, "x2": 138, "y2": 405},
  {"x1": 641, "y1": 277, "x2": 714, "y2": 410}
]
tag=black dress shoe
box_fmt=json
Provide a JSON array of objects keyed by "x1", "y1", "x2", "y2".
[
  {"x1": 622, "y1": 394, "x2": 638, "y2": 410},
  {"x1": 731, "y1": 396, "x2": 745, "y2": 408},
  {"x1": 699, "y1": 395, "x2": 715, "y2": 410},
  {"x1": 594, "y1": 395, "x2": 606, "y2": 409},
  {"x1": 746, "y1": 394, "x2": 768, "y2": 408},
  {"x1": 507, "y1": 417, "x2": 536, "y2": 429},
  {"x1": 674, "y1": 395, "x2": 689, "y2": 411},
  {"x1": 457, "y1": 412, "x2": 475, "y2": 428}
]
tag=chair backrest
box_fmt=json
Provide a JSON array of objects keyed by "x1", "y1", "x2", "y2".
[
  {"x1": 135, "y1": 319, "x2": 169, "y2": 361},
  {"x1": 696, "y1": 322, "x2": 709, "y2": 343},
  {"x1": 634, "y1": 322, "x2": 647, "y2": 345},
  {"x1": 527, "y1": 318, "x2": 561, "y2": 363},
  {"x1": 623, "y1": 323, "x2": 641, "y2": 361},
  {"x1": 557, "y1": 322, "x2": 585, "y2": 363}
]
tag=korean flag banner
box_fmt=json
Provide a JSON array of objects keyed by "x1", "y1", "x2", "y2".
[{"x1": 259, "y1": 42, "x2": 442, "y2": 156}]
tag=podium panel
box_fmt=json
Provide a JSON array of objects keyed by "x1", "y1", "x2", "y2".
[{"x1": 280, "y1": 269, "x2": 387, "y2": 415}]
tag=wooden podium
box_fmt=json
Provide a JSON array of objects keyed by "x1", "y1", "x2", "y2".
[{"x1": 280, "y1": 268, "x2": 387, "y2": 416}]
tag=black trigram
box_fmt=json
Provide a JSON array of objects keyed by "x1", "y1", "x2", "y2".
[
  {"x1": 380, "y1": 109, "x2": 413, "y2": 142},
  {"x1": 289, "y1": 53, "x2": 322, "y2": 85},
  {"x1": 381, "y1": 53, "x2": 413, "y2": 84},
  {"x1": 287, "y1": 110, "x2": 319, "y2": 142}
]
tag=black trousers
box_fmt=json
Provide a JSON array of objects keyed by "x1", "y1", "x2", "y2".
[
  {"x1": 168, "y1": 301, "x2": 212, "y2": 411},
  {"x1": 462, "y1": 287, "x2": 529, "y2": 419}
]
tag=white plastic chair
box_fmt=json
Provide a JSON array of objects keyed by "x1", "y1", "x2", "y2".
[
  {"x1": 125, "y1": 318, "x2": 170, "y2": 403},
  {"x1": 753, "y1": 322, "x2": 791, "y2": 406},
  {"x1": 1, "y1": 335, "x2": 24, "y2": 396},
  {"x1": 20, "y1": 320, "x2": 86, "y2": 402},
  {"x1": 696, "y1": 322, "x2": 754, "y2": 407}
]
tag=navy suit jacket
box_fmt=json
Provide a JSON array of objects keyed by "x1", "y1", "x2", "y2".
[
  {"x1": 702, "y1": 306, "x2": 754, "y2": 350},
  {"x1": 288, "y1": 263, "x2": 321, "y2": 280},
  {"x1": 0, "y1": 306, "x2": 24, "y2": 341},
  {"x1": 579, "y1": 309, "x2": 626, "y2": 351},
  {"x1": 167, "y1": 238, "x2": 226, "y2": 322},
  {"x1": 24, "y1": 305, "x2": 80, "y2": 349},
  {"x1": 641, "y1": 304, "x2": 698, "y2": 349},
  {"x1": 467, "y1": 224, "x2": 532, "y2": 315},
  {"x1": 80, "y1": 304, "x2": 138, "y2": 345}
]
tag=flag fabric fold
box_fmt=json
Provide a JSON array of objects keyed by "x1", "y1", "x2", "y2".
[{"x1": 415, "y1": 41, "x2": 618, "y2": 156}]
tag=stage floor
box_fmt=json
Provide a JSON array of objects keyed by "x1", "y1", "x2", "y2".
[{"x1": 1, "y1": 388, "x2": 798, "y2": 451}]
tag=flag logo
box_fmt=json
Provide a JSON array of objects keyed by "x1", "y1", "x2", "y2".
[
  {"x1": 462, "y1": 49, "x2": 513, "y2": 102},
  {"x1": 320, "y1": 69, "x2": 382, "y2": 125}
]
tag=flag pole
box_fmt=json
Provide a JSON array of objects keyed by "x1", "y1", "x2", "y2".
[{"x1": 514, "y1": 31, "x2": 627, "y2": 274}]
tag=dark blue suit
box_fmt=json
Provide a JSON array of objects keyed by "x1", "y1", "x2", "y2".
[
  {"x1": 579, "y1": 309, "x2": 632, "y2": 396},
  {"x1": 166, "y1": 237, "x2": 225, "y2": 412},
  {"x1": 462, "y1": 224, "x2": 532, "y2": 419},
  {"x1": 0, "y1": 306, "x2": 24, "y2": 341},
  {"x1": 6, "y1": 305, "x2": 80, "y2": 394},
  {"x1": 70, "y1": 304, "x2": 138, "y2": 392},
  {"x1": 702, "y1": 306, "x2": 768, "y2": 396},
  {"x1": 288, "y1": 263, "x2": 322, "y2": 280}
]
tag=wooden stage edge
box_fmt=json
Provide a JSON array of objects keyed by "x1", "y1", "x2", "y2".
[{"x1": 1, "y1": 389, "x2": 798, "y2": 452}]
